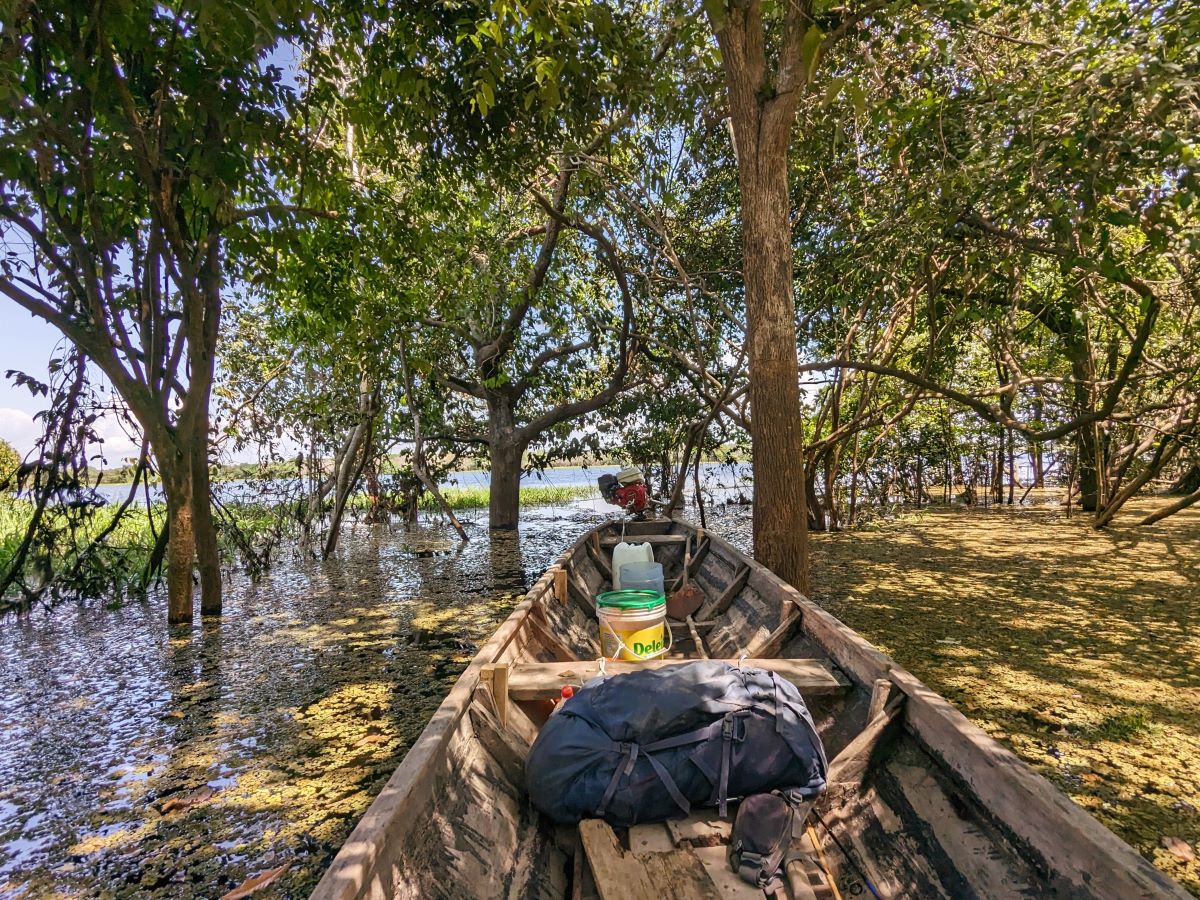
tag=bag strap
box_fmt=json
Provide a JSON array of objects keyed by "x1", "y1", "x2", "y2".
[
  {"x1": 595, "y1": 712, "x2": 745, "y2": 819},
  {"x1": 596, "y1": 720, "x2": 722, "y2": 818}
]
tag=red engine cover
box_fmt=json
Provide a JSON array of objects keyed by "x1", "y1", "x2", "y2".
[{"x1": 613, "y1": 482, "x2": 648, "y2": 513}]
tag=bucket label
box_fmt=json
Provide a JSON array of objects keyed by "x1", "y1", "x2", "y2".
[{"x1": 601, "y1": 623, "x2": 666, "y2": 661}]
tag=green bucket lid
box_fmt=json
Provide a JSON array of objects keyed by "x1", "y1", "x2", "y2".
[{"x1": 596, "y1": 589, "x2": 666, "y2": 610}]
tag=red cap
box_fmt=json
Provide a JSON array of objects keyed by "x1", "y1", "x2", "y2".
[{"x1": 560, "y1": 685, "x2": 575, "y2": 699}]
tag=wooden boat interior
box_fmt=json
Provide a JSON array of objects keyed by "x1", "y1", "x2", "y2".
[{"x1": 312, "y1": 518, "x2": 1187, "y2": 900}]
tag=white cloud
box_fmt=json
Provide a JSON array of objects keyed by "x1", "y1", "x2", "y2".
[
  {"x1": 0, "y1": 408, "x2": 39, "y2": 456},
  {"x1": 0, "y1": 405, "x2": 141, "y2": 463}
]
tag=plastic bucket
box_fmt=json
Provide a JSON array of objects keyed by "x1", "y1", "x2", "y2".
[
  {"x1": 619, "y1": 561, "x2": 665, "y2": 598},
  {"x1": 596, "y1": 590, "x2": 670, "y2": 661}
]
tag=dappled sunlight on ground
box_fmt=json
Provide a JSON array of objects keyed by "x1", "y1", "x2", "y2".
[{"x1": 796, "y1": 497, "x2": 1200, "y2": 894}]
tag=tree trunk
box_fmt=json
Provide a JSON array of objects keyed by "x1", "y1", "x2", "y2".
[
  {"x1": 489, "y1": 436, "x2": 525, "y2": 530},
  {"x1": 1006, "y1": 429, "x2": 1016, "y2": 505},
  {"x1": 190, "y1": 431, "x2": 221, "y2": 615},
  {"x1": 710, "y1": 3, "x2": 811, "y2": 594},
  {"x1": 992, "y1": 434, "x2": 1005, "y2": 504},
  {"x1": 1030, "y1": 397, "x2": 1046, "y2": 489},
  {"x1": 1077, "y1": 425, "x2": 1101, "y2": 512},
  {"x1": 1140, "y1": 483, "x2": 1200, "y2": 525},
  {"x1": 805, "y1": 465, "x2": 824, "y2": 532},
  {"x1": 737, "y1": 136, "x2": 809, "y2": 591},
  {"x1": 915, "y1": 454, "x2": 924, "y2": 509},
  {"x1": 847, "y1": 432, "x2": 861, "y2": 526},
  {"x1": 158, "y1": 456, "x2": 196, "y2": 625},
  {"x1": 323, "y1": 373, "x2": 379, "y2": 556},
  {"x1": 186, "y1": 245, "x2": 222, "y2": 615}
]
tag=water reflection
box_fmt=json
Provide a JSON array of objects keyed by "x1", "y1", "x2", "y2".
[{"x1": 0, "y1": 506, "x2": 606, "y2": 897}]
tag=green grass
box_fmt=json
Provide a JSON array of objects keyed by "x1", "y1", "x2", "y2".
[
  {"x1": 419, "y1": 484, "x2": 594, "y2": 510},
  {"x1": 1, "y1": 496, "x2": 284, "y2": 608}
]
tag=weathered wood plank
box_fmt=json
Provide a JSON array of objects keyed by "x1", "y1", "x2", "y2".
[
  {"x1": 586, "y1": 542, "x2": 613, "y2": 582},
  {"x1": 477, "y1": 667, "x2": 511, "y2": 729},
  {"x1": 579, "y1": 819, "x2": 720, "y2": 900},
  {"x1": 467, "y1": 702, "x2": 528, "y2": 787},
  {"x1": 572, "y1": 832, "x2": 600, "y2": 900},
  {"x1": 888, "y1": 667, "x2": 1191, "y2": 899},
  {"x1": 604, "y1": 519, "x2": 675, "y2": 536},
  {"x1": 506, "y1": 658, "x2": 847, "y2": 700},
  {"x1": 668, "y1": 538, "x2": 710, "y2": 592},
  {"x1": 686, "y1": 615, "x2": 709, "y2": 659},
  {"x1": 744, "y1": 603, "x2": 801, "y2": 658},
  {"x1": 819, "y1": 680, "x2": 906, "y2": 803},
  {"x1": 600, "y1": 534, "x2": 687, "y2": 547},
  {"x1": 523, "y1": 605, "x2": 579, "y2": 663},
  {"x1": 700, "y1": 562, "x2": 751, "y2": 619}
]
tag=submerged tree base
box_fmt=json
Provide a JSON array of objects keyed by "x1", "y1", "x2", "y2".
[{"x1": 761, "y1": 497, "x2": 1200, "y2": 896}]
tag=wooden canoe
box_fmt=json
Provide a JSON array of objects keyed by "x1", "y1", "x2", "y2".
[{"x1": 311, "y1": 518, "x2": 1188, "y2": 900}]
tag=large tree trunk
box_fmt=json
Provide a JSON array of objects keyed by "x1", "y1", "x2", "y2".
[
  {"x1": 164, "y1": 489, "x2": 195, "y2": 624},
  {"x1": 190, "y1": 425, "x2": 221, "y2": 616},
  {"x1": 179, "y1": 243, "x2": 223, "y2": 618},
  {"x1": 488, "y1": 436, "x2": 525, "y2": 530},
  {"x1": 711, "y1": 3, "x2": 811, "y2": 594},
  {"x1": 1076, "y1": 425, "x2": 1102, "y2": 512},
  {"x1": 737, "y1": 135, "x2": 810, "y2": 591},
  {"x1": 157, "y1": 450, "x2": 197, "y2": 625}
]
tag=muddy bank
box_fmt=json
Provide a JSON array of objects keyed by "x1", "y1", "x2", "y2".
[{"x1": 0, "y1": 507, "x2": 604, "y2": 898}]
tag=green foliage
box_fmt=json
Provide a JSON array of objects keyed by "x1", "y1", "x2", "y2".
[
  {"x1": 316, "y1": 0, "x2": 668, "y2": 176},
  {"x1": 417, "y1": 484, "x2": 593, "y2": 511},
  {"x1": 0, "y1": 439, "x2": 18, "y2": 491},
  {"x1": 0, "y1": 496, "x2": 288, "y2": 611}
]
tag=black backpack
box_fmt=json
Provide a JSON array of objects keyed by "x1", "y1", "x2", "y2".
[
  {"x1": 728, "y1": 790, "x2": 811, "y2": 892},
  {"x1": 525, "y1": 660, "x2": 827, "y2": 827}
]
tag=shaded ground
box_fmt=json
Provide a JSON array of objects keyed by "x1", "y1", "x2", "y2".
[
  {"x1": 0, "y1": 506, "x2": 605, "y2": 898},
  {"x1": 799, "y1": 496, "x2": 1200, "y2": 895}
]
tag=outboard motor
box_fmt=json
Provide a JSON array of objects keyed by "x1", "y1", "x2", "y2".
[{"x1": 598, "y1": 466, "x2": 650, "y2": 518}]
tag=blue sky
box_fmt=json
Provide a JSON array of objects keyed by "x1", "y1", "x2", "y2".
[{"x1": 0, "y1": 307, "x2": 87, "y2": 455}]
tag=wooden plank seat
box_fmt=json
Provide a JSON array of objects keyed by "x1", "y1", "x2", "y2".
[
  {"x1": 504, "y1": 657, "x2": 850, "y2": 702},
  {"x1": 599, "y1": 534, "x2": 688, "y2": 547}
]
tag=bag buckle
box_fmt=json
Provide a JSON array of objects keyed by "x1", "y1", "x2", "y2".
[{"x1": 722, "y1": 715, "x2": 746, "y2": 742}]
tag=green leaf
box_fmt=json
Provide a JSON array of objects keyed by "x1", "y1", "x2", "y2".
[
  {"x1": 846, "y1": 82, "x2": 868, "y2": 116},
  {"x1": 702, "y1": 0, "x2": 727, "y2": 28},
  {"x1": 800, "y1": 25, "x2": 825, "y2": 85},
  {"x1": 822, "y1": 76, "x2": 844, "y2": 108}
]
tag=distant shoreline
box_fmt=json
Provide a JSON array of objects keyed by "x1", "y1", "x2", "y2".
[{"x1": 88, "y1": 456, "x2": 747, "y2": 487}]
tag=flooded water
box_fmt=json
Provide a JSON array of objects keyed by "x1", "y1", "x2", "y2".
[
  {"x1": 88, "y1": 462, "x2": 755, "y2": 507},
  {"x1": 0, "y1": 505, "x2": 613, "y2": 898}
]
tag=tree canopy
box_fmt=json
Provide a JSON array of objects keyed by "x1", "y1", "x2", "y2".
[{"x1": 1, "y1": 0, "x2": 1198, "y2": 619}]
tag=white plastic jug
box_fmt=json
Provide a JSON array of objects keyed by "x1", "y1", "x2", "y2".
[{"x1": 610, "y1": 541, "x2": 653, "y2": 590}]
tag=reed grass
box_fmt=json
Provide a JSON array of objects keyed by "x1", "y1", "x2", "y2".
[{"x1": 418, "y1": 484, "x2": 594, "y2": 510}]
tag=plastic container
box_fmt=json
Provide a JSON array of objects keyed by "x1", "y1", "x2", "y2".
[
  {"x1": 618, "y1": 560, "x2": 665, "y2": 598},
  {"x1": 610, "y1": 541, "x2": 653, "y2": 590},
  {"x1": 596, "y1": 590, "x2": 670, "y2": 661}
]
